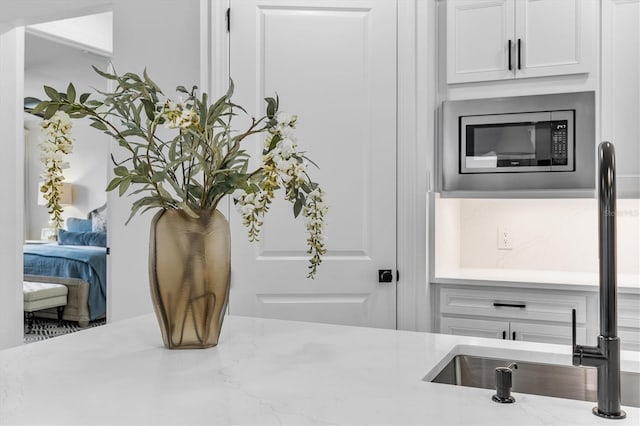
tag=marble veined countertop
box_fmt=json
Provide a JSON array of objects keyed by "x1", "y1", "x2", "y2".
[
  {"x1": 1, "y1": 315, "x2": 639, "y2": 425},
  {"x1": 434, "y1": 267, "x2": 640, "y2": 292}
]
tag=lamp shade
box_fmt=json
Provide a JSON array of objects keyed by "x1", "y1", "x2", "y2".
[{"x1": 38, "y1": 182, "x2": 73, "y2": 206}]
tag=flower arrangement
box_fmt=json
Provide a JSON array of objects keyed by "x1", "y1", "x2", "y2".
[
  {"x1": 34, "y1": 69, "x2": 327, "y2": 277},
  {"x1": 39, "y1": 110, "x2": 73, "y2": 233}
]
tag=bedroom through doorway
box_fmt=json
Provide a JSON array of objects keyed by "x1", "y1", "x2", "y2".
[{"x1": 22, "y1": 11, "x2": 113, "y2": 343}]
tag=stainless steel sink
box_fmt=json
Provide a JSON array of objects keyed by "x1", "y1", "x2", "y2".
[{"x1": 427, "y1": 355, "x2": 640, "y2": 408}]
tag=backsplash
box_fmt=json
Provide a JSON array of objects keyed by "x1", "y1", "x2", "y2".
[{"x1": 436, "y1": 197, "x2": 640, "y2": 276}]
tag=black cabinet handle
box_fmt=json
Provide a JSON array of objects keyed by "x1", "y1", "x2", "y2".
[
  {"x1": 572, "y1": 308, "x2": 577, "y2": 349},
  {"x1": 517, "y1": 38, "x2": 522, "y2": 70},
  {"x1": 502, "y1": 330, "x2": 507, "y2": 340},
  {"x1": 512, "y1": 331, "x2": 516, "y2": 340},
  {"x1": 508, "y1": 39, "x2": 513, "y2": 70},
  {"x1": 493, "y1": 302, "x2": 526, "y2": 308}
]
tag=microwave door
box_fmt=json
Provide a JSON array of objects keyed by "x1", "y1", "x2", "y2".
[{"x1": 461, "y1": 112, "x2": 552, "y2": 173}]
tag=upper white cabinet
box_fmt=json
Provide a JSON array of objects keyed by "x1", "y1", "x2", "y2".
[
  {"x1": 601, "y1": 0, "x2": 640, "y2": 197},
  {"x1": 446, "y1": 0, "x2": 595, "y2": 84}
]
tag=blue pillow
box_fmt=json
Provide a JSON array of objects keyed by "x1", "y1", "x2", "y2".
[
  {"x1": 58, "y1": 230, "x2": 107, "y2": 247},
  {"x1": 67, "y1": 217, "x2": 93, "y2": 233}
]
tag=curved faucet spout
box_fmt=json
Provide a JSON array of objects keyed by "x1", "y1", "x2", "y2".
[{"x1": 572, "y1": 142, "x2": 625, "y2": 419}]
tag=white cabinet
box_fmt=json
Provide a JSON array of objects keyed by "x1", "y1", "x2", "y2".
[
  {"x1": 446, "y1": 0, "x2": 515, "y2": 83},
  {"x1": 446, "y1": 0, "x2": 595, "y2": 83},
  {"x1": 619, "y1": 293, "x2": 640, "y2": 351},
  {"x1": 510, "y1": 322, "x2": 586, "y2": 345},
  {"x1": 440, "y1": 317, "x2": 510, "y2": 340},
  {"x1": 440, "y1": 317, "x2": 587, "y2": 345},
  {"x1": 435, "y1": 285, "x2": 595, "y2": 345},
  {"x1": 601, "y1": 0, "x2": 640, "y2": 197},
  {"x1": 434, "y1": 284, "x2": 640, "y2": 349}
]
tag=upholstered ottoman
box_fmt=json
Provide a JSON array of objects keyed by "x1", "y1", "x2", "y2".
[{"x1": 23, "y1": 282, "x2": 68, "y2": 332}]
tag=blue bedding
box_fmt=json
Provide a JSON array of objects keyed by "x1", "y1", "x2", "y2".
[{"x1": 24, "y1": 244, "x2": 107, "y2": 320}]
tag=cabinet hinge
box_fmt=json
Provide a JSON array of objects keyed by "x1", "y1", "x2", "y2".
[
  {"x1": 226, "y1": 7, "x2": 230, "y2": 33},
  {"x1": 106, "y1": 247, "x2": 111, "y2": 255},
  {"x1": 396, "y1": 270, "x2": 400, "y2": 282}
]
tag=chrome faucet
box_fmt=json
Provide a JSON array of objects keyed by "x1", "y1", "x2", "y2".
[{"x1": 572, "y1": 141, "x2": 625, "y2": 419}]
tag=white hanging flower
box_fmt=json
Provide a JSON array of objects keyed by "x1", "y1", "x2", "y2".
[
  {"x1": 248, "y1": 112, "x2": 328, "y2": 277},
  {"x1": 39, "y1": 111, "x2": 74, "y2": 234},
  {"x1": 161, "y1": 98, "x2": 200, "y2": 129}
]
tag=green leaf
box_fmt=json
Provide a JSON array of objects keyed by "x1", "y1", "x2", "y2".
[
  {"x1": 43, "y1": 86, "x2": 61, "y2": 101},
  {"x1": 85, "y1": 100, "x2": 103, "y2": 108},
  {"x1": 114, "y1": 166, "x2": 129, "y2": 177},
  {"x1": 178, "y1": 202, "x2": 199, "y2": 218},
  {"x1": 79, "y1": 93, "x2": 90, "y2": 104},
  {"x1": 106, "y1": 177, "x2": 123, "y2": 192},
  {"x1": 151, "y1": 172, "x2": 166, "y2": 183},
  {"x1": 125, "y1": 196, "x2": 164, "y2": 225},
  {"x1": 92, "y1": 65, "x2": 117, "y2": 80},
  {"x1": 143, "y1": 69, "x2": 162, "y2": 93},
  {"x1": 90, "y1": 120, "x2": 108, "y2": 131},
  {"x1": 31, "y1": 101, "x2": 49, "y2": 115},
  {"x1": 118, "y1": 179, "x2": 131, "y2": 196},
  {"x1": 141, "y1": 99, "x2": 155, "y2": 121},
  {"x1": 293, "y1": 196, "x2": 304, "y2": 218},
  {"x1": 265, "y1": 97, "x2": 276, "y2": 117},
  {"x1": 43, "y1": 103, "x2": 59, "y2": 119},
  {"x1": 66, "y1": 83, "x2": 76, "y2": 103}
]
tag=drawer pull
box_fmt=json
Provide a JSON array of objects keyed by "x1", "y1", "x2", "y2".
[{"x1": 493, "y1": 302, "x2": 526, "y2": 309}]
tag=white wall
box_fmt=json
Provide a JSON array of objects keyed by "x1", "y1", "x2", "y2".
[
  {"x1": 0, "y1": 27, "x2": 25, "y2": 349},
  {"x1": 458, "y1": 199, "x2": 640, "y2": 276},
  {"x1": 108, "y1": 0, "x2": 201, "y2": 322},
  {"x1": 24, "y1": 33, "x2": 109, "y2": 240}
]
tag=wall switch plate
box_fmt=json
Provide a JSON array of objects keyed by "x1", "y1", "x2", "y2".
[{"x1": 498, "y1": 227, "x2": 512, "y2": 250}]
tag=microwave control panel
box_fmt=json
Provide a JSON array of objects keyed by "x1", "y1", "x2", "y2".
[{"x1": 551, "y1": 121, "x2": 569, "y2": 166}]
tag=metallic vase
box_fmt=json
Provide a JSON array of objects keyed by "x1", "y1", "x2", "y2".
[{"x1": 149, "y1": 209, "x2": 230, "y2": 349}]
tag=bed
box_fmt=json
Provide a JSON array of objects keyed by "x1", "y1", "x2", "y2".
[{"x1": 23, "y1": 205, "x2": 108, "y2": 327}]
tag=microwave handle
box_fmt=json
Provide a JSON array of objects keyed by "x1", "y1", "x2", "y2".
[{"x1": 508, "y1": 40, "x2": 513, "y2": 71}]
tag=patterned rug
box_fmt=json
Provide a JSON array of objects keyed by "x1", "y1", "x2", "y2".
[{"x1": 24, "y1": 317, "x2": 106, "y2": 344}]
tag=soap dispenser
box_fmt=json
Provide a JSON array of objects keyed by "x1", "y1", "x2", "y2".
[{"x1": 492, "y1": 363, "x2": 518, "y2": 403}]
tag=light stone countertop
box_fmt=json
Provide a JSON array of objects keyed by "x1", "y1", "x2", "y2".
[
  {"x1": 434, "y1": 267, "x2": 640, "y2": 293},
  {"x1": 1, "y1": 314, "x2": 639, "y2": 425}
]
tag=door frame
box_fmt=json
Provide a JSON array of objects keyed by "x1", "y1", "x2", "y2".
[{"x1": 201, "y1": 0, "x2": 434, "y2": 331}]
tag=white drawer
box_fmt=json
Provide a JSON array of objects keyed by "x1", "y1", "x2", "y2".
[
  {"x1": 620, "y1": 329, "x2": 640, "y2": 352},
  {"x1": 439, "y1": 287, "x2": 588, "y2": 323},
  {"x1": 619, "y1": 294, "x2": 640, "y2": 329}
]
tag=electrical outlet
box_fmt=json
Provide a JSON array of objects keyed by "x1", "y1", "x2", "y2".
[{"x1": 498, "y1": 227, "x2": 512, "y2": 250}]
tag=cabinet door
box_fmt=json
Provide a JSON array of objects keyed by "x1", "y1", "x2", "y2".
[
  {"x1": 619, "y1": 293, "x2": 640, "y2": 351},
  {"x1": 446, "y1": 0, "x2": 515, "y2": 83},
  {"x1": 510, "y1": 322, "x2": 587, "y2": 345},
  {"x1": 619, "y1": 330, "x2": 640, "y2": 352},
  {"x1": 440, "y1": 317, "x2": 509, "y2": 340},
  {"x1": 601, "y1": 0, "x2": 640, "y2": 197},
  {"x1": 514, "y1": 0, "x2": 594, "y2": 78}
]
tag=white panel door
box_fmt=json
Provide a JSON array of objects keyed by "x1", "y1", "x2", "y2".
[
  {"x1": 446, "y1": 0, "x2": 515, "y2": 83},
  {"x1": 228, "y1": 0, "x2": 397, "y2": 328},
  {"x1": 515, "y1": 0, "x2": 594, "y2": 78}
]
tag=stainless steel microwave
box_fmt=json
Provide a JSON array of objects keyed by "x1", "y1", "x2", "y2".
[{"x1": 439, "y1": 91, "x2": 595, "y2": 197}]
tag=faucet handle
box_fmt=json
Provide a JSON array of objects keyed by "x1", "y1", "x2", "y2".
[
  {"x1": 571, "y1": 308, "x2": 582, "y2": 366},
  {"x1": 572, "y1": 308, "x2": 576, "y2": 349}
]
